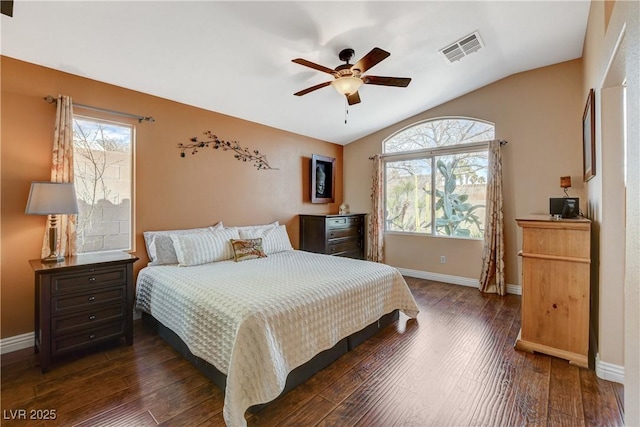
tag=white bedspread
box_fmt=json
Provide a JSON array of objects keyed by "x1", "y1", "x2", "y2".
[{"x1": 135, "y1": 250, "x2": 419, "y2": 426}]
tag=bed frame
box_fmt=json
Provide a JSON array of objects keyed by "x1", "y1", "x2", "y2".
[{"x1": 142, "y1": 309, "x2": 399, "y2": 411}]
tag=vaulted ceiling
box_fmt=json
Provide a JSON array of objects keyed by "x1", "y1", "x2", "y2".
[{"x1": 0, "y1": 1, "x2": 590, "y2": 144}]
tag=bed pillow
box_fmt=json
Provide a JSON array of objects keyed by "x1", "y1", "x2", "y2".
[
  {"x1": 171, "y1": 227, "x2": 239, "y2": 267},
  {"x1": 230, "y1": 238, "x2": 267, "y2": 262},
  {"x1": 239, "y1": 224, "x2": 293, "y2": 254},
  {"x1": 233, "y1": 221, "x2": 279, "y2": 236},
  {"x1": 144, "y1": 222, "x2": 224, "y2": 266}
]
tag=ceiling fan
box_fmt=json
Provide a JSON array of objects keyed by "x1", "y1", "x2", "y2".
[{"x1": 292, "y1": 47, "x2": 411, "y2": 105}]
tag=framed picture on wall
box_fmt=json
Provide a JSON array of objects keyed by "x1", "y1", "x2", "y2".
[
  {"x1": 583, "y1": 88, "x2": 596, "y2": 182},
  {"x1": 311, "y1": 154, "x2": 335, "y2": 203}
]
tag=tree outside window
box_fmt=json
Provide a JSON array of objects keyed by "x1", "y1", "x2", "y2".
[
  {"x1": 73, "y1": 116, "x2": 133, "y2": 253},
  {"x1": 384, "y1": 118, "x2": 494, "y2": 238}
]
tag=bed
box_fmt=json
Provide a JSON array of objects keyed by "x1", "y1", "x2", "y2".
[{"x1": 135, "y1": 224, "x2": 419, "y2": 427}]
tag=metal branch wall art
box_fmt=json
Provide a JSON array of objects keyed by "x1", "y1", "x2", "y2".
[{"x1": 178, "y1": 131, "x2": 277, "y2": 170}]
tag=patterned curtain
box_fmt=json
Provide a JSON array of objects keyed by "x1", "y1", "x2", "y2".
[
  {"x1": 367, "y1": 154, "x2": 384, "y2": 263},
  {"x1": 479, "y1": 140, "x2": 505, "y2": 295},
  {"x1": 42, "y1": 95, "x2": 78, "y2": 257}
]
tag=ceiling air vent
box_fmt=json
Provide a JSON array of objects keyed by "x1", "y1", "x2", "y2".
[{"x1": 440, "y1": 31, "x2": 484, "y2": 63}]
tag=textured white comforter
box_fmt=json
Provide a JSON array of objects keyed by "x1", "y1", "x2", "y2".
[{"x1": 135, "y1": 250, "x2": 419, "y2": 426}]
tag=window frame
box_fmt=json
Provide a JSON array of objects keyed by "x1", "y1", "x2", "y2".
[
  {"x1": 72, "y1": 114, "x2": 136, "y2": 253},
  {"x1": 382, "y1": 117, "x2": 494, "y2": 239}
]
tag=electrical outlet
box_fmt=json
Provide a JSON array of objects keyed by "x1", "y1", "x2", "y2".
[{"x1": 440, "y1": 256, "x2": 446, "y2": 264}]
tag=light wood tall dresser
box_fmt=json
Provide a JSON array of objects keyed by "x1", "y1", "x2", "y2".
[{"x1": 515, "y1": 215, "x2": 591, "y2": 368}]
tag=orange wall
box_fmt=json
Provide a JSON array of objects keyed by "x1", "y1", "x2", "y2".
[{"x1": 1, "y1": 56, "x2": 343, "y2": 338}]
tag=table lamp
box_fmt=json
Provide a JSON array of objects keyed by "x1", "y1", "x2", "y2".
[{"x1": 25, "y1": 181, "x2": 79, "y2": 263}]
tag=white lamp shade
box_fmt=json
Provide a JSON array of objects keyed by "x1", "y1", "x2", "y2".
[
  {"x1": 25, "y1": 181, "x2": 79, "y2": 215},
  {"x1": 331, "y1": 76, "x2": 363, "y2": 96}
]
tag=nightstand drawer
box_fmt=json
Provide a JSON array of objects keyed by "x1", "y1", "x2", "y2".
[
  {"x1": 328, "y1": 216, "x2": 362, "y2": 229},
  {"x1": 51, "y1": 304, "x2": 125, "y2": 336},
  {"x1": 51, "y1": 265, "x2": 127, "y2": 294},
  {"x1": 51, "y1": 322, "x2": 125, "y2": 355},
  {"x1": 52, "y1": 286, "x2": 126, "y2": 314}
]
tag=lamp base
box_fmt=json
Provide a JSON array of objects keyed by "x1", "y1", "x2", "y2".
[
  {"x1": 41, "y1": 254, "x2": 64, "y2": 263},
  {"x1": 43, "y1": 216, "x2": 65, "y2": 263}
]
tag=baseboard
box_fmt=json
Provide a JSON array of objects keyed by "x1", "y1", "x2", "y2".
[
  {"x1": 595, "y1": 354, "x2": 624, "y2": 384},
  {"x1": 396, "y1": 267, "x2": 522, "y2": 295},
  {"x1": 0, "y1": 331, "x2": 34, "y2": 355}
]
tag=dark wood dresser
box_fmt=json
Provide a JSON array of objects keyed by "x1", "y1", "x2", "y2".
[
  {"x1": 299, "y1": 214, "x2": 366, "y2": 259},
  {"x1": 30, "y1": 251, "x2": 138, "y2": 373}
]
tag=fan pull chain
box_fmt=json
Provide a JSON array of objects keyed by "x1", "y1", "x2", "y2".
[{"x1": 344, "y1": 98, "x2": 349, "y2": 124}]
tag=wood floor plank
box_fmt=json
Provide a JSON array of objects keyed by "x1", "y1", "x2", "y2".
[
  {"x1": 276, "y1": 394, "x2": 336, "y2": 427},
  {"x1": 0, "y1": 278, "x2": 625, "y2": 427},
  {"x1": 548, "y1": 356, "x2": 584, "y2": 418},
  {"x1": 579, "y1": 369, "x2": 624, "y2": 426},
  {"x1": 506, "y1": 354, "x2": 551, "y2": 426},
  {"x1": 158, "y1": 396, "x2": 223, "y2": 426}
]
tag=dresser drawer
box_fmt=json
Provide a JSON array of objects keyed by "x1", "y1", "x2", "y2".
[
  {"x1": 51, "y1": 321, "x2": 126, "y2": 356},
  {"x1": 327, "y1": 226, "x2": 361, "y2": 240},
  {"x1": 327, "y1": 216, "x2": 362, "y2": 229},
  {"x1": 328, "y1": 238, "x2": 362, "y2": 255},
  {"x1": 51, "y1": 286, "x2": 126, "y2": 314},
  {"x1": 50, "y1": 265, "x2": 127, "y2": 294},
  {"x1": 51, "y1": 304, "x2": 125, "y2": 336},
  {"x1": 337, "y1": 249, "x2": 365, "y2": 260}
]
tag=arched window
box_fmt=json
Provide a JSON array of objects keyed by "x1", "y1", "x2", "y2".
[{"x1": 383, "y1": 117, "x2": 495, "y2": 238}]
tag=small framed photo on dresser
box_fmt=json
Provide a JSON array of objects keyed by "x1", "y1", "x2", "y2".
[{"x1": 311, "y1": 154, "x2": 335, "y2": 203}]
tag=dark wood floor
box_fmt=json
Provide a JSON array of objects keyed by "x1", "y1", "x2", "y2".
[{"x1": 1, "y1": 278, "x2": 624, "y2": 426}]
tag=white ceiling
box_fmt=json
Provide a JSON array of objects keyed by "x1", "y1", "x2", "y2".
[{"x1": 0, "y1": 1, "x2": 591, "y2": 145}]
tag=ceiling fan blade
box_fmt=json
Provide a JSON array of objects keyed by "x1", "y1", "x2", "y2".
[
  {"x1": 363, "y1": 76, "x2": 412, "y2": 87},
  {"x1": 294, "y1": 81, "x2": 332, "y2": 96},
  {"x1": 1, "y1": 0, "x2": 14, "y2": 17},
  {"x1": 292, "y1": 58, "x2": 336, "y2": 75},
  {"x1": 351, "y1": 48, "x2": 390, "y2": 74},
  {"x1": 347, "y1": 91, "x2": 361, "y2": 105}
]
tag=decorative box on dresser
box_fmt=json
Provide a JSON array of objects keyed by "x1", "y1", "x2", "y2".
[
  {"x1": 299, "y1": 214, "x2": 366, "y2": 260},
  {"x1": 515, "y1": 215, "x2": 591, "y2": 368},
  {"x1": 30, "y1": 251, "x2": 138, "y2": 373}
]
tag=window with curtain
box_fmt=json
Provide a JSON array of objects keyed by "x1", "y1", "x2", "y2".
[
  {"x1": 73, "y1": 115, "x2": 134, "y2": 252},
  {"x1": 383, "y1": 117, "x2": 495, "y2": 239}
]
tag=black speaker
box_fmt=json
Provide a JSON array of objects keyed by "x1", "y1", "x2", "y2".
[{"x1": 549, "y1": 197, "x2": 579, "y2": 218}]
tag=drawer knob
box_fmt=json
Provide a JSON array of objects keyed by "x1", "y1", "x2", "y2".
[
  {"x1": 89, "y1": 315, "x2": 96, "y2": 321},
  {"x1": 88, "y1": 277, "x2": 96, "y2": 283},
  {"x1": 88, "y1": 296, "x2": 96, "y2": 302},
  {"x1": 89, "y1": 334, "x2": 96, "y2": 340}
]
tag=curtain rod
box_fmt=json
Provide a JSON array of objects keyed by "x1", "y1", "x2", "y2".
[
  {"x1": 368, "y1": 139, "x2": 508, "y2": 160},
  {"x1": 43, "y1": 95, "x2": 155, "y2": 123}
]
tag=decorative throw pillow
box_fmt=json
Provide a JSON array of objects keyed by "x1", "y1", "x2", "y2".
[
  {"x1": 230, "y1": 238, "x2": 267, "y2": 262},
  {"x1": 143, "y1": 222, "x2": 224, "y2": 266},
  {"x1": 171, "y1": 227, "x2": 239, "y2": 267},
  {"x1": 239, "y1": 224, "x2": 293, "y2": 254}
]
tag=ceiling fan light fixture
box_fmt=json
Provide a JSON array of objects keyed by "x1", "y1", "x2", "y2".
[{"x1": 331, "y1": 76, "x2": 363, "y2": 96}]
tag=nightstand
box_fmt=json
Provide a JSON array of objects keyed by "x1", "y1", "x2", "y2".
[{"x1": 30, "y1": 251, "x2": 138, "y2": 373}]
